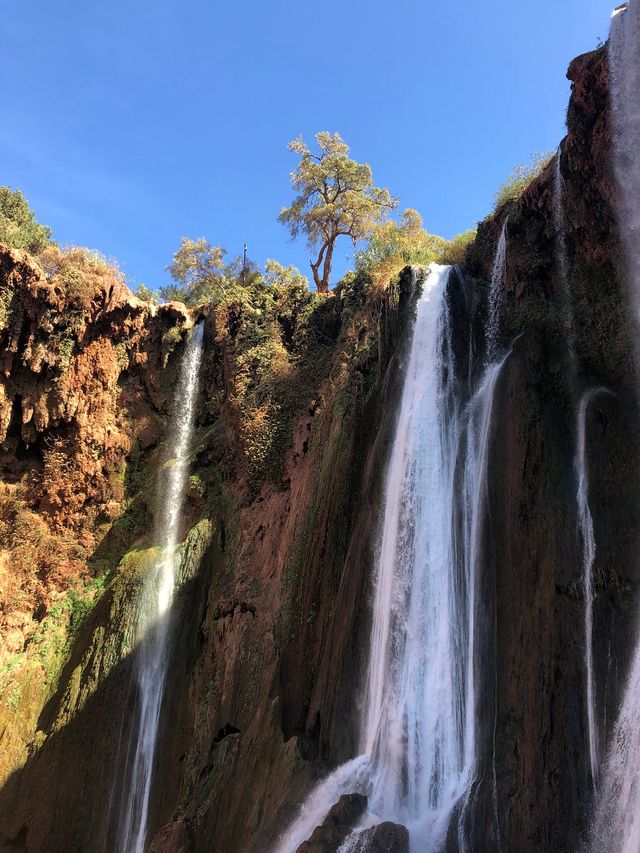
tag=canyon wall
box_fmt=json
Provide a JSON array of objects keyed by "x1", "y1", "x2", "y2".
[{"x1": 1, "y1": 42, "x2": 639, "y2": 853}]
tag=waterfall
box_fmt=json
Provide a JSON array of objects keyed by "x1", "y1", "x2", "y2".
[
  {"x1": 275, "y1": 265, "x2": 508, "y2": 853},
  {"x1": 575, "y1": 390, "x2": 599, "y2": 792},
  {"x1": 114, "y1": 321, "x2": 205, "y2": 853},
  {"x1": 554, "y1": 149, "x2": 600, "y2": 790},
  {"x1": 591, "y1": 3, "x2": 640, "y2": 849},
  {"x1": 486, "y1": 218, "x2": 508, "y2": 363}
]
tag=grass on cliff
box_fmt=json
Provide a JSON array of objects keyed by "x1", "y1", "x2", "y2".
[{"x1": 494, "y1": 151, "x2": 555, "y2": 208}]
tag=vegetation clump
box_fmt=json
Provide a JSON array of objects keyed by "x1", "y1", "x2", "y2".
[
  {"x1": 39, "y1": 244, "x2": 125, "y2": 307},
  {"x1": 494, "y1": 151, "x2": 554, "y2": 208},
  {"x1": 0, "y1": 187, "x2": 52, "y2": 254}
]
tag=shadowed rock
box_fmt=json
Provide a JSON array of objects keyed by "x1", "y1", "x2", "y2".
[
  {"x1": 295, "y1": 793, "x2": 367, "y2": 852},
  {"x1": 350, "y1": 821, "x2": 410, "y2": 853}
]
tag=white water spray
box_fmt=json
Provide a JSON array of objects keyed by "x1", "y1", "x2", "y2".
[
  {"x1": 276, "y1": 265, "x2": 508, "y2": 852},
  {"x1": 115, "y1": 321, "x2": 204, "y2": 853},
  {"x1": 487, "y1": 219, "x2": 508, "y2": 363},
  {"x1": 575, "y1": 390, "x2": 600, "y2": 791},
  {"x1": 554, "y1": 150, "x2": 600, "y2": 790},
  {"x1": 591, "y1": 3, "x2": 640, "y2": 849}
]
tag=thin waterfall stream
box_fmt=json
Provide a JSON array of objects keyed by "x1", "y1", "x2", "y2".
[
  {"x1": 276, "y1": 263, "x2": 510, "y2": 853},
  {"x1": 487, "y1": 218, "x2": 508, "y2": 363},
  {"x1": 591, "y1": 2, "x2": 640, "y2": 850},
  {"x1": 553, "y1": 150, "x2": 600, "y2": 791},
  {"x1": 114, "y1": 321, "x2": 205, "y2": 853}
]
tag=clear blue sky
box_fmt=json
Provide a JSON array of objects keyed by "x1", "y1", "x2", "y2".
[{"x1": 1, "y1": 0, "x2": 613, "y2": 291}]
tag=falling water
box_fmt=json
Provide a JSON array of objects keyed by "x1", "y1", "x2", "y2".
[
  {"x1": 486, "y1": 218, "x2": 508, "y2": 363},
  {"x1": 554, "y1": 150, "x2": 600, "y2": 790},
  {"x1": 276, "y1": 265, "x2": 509, "y2": 852},
  {"x1": 115, "y1": 321, "x2": 205, "y2": 853},
  {"x1": 591, "y1": 3, "x2": 640, "y2": 850},
  {"x1": 575, "y1": 390, "x2": 599, "y2": 791}
]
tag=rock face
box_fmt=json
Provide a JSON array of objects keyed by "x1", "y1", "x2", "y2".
[
  {"x1": 0, "y1": 250, "x2": 420, "y2": 851},
  {"x1": 0, "y1": 40, "x2": 638, "y2": 853},
  {"x1": 460, "y1": 45, "x2": 640, "y2": 853},
  {"x1": 296, "y1": 793, "x2": 367, "y2": 852},
  {"x1": 352, "y1": 822, "x2": 410, "y2": 853}
]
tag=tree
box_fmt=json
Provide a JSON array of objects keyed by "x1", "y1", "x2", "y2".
[
  {"x1": 279, "y1": 132, "x2": 398, "y2": 294},
  {"x1": 162, "y1": 237, "x2": 227, "y2": 304},
  {"x1": 264, "y1": 259, "x2": 308, "y2": 290},
  {"x1": 357, "y1": 208, "x2": 446, "y2": 280},
  {"x1": 0, "y1": 187, "x2": 52, "y2": 254},
  {"x1": 136, "y1": 283, "x2": 159, "y2": 304}
]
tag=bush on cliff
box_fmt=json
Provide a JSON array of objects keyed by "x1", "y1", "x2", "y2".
[
  {"x1": 494, "y1": 151, "x2": 554, "y2": 208},
  {"x1": 39, "y1": 245, "x2": 125, "y2": 307},
  {"x1": 0, "y1": 187, "x2": 52, "y2": 254}
]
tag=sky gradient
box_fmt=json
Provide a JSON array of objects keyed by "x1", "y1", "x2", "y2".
[{"x1": 1, "y1": 1, "x2": 614, "y2": 290}]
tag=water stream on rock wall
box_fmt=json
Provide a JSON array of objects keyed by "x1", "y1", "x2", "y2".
[
  {"x1": 275, "y1": 265, "x2": 509, "y2": 853},
  {"x1": 591, "y1": 3, "x2": 640, "y2": 850},
  {"x1": 486, "y1": 218, "x2": 508, "y2": 363},
  {"x1": 553, "y1": 150, "x2": 600, "y2": 791},
  {"x1": 113, "y1": 321, "x2": 205, "y2": 853},
  {"x1": 575, "y1": 390, "x2": 599, "y2": 793}
]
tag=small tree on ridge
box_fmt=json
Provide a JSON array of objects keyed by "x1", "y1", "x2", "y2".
[{"x1": 279, "y1": 132, "x2": 398, "y2": 293}]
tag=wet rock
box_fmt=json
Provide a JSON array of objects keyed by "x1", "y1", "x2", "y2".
[
  {"x1": 296, "y1": 793, "x2": 368, "y2": 852},
  {"x1": 351, "y1": 822, "x2": 410, "y2": 853}
]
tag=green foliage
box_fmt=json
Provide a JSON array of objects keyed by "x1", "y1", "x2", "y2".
[
  {"x1": 279, "y1": 131, "x2": 398, "y2": 292},
  {"x1": 26, "y1": 575, "x2": 107, "y2": 686},
  {"x1": 0, "y1": 187, "x2": 52, "y2": 254},
  {"x1": 494, "y1": 151, "x2": 554, "y2": 208},
  {"x1": 264, "y1": 259, "x2": 308, "y2": 289},
  {"x1": 161, "y1": 237, "x2": 265, "y2": 305},
  {"x1": 356, "y1": 208, "x2": 445, "y2": 285},
  {"x1": 162, "y1": 237, "x2": 228, "y2": 304},
  {"x1": 441, "y1": 229, "x2": 477, "y2": 264},
  {"x1": 161, "y1": 325, "x2": 184, "y2": 366},
  {"x1": 208, "y1": 272, "x2": 331, "y2": 482},
  {"x1": 39, "y1": 245, "x2": 125, "y2": 307},
  {"x1": 136, "y1": 283, "x2": 159, "y2": 304}
]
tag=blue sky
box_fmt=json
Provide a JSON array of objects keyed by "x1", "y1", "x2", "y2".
[{"x1": 1, "y1": 0, "x2": 613, "y2": 290}]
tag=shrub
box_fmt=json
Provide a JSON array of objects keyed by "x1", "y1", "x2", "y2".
[
  {"x1": 356, "y1": 209, "x2": 446, "y2": 288},
  {"x1": 441, "y1": 229, "x2": 477, "y2": 264},
  {"x1": 0, "y1": 187, "x2": 52, "y2": 254},
  {"x1": 39, "y1": 245, "x2": 125, "y2": 307},
  {"x1": 136, "y1": 284, "x2": 159, "y2": 304},
  {"x1": 494, "y1": 151, "x2": 554, "y2": 208}
]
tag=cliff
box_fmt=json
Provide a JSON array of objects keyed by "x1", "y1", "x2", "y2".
[
  {"x1": 0, "y1": 243, "x2": 422, "y2": 850},
  {"x1": 461, "y1": 45, "x2": 640, "y2": 852},
  {"x1": 0, "y1": 40, "x2": 638, "y2": 853}
]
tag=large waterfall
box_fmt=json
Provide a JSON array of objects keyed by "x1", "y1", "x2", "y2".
[
  {"x1": 591, "y1": 2, "x2": 640, "y2": 850},
  {"x1": 276, "y1": 264, "x2": 508, "y2": 852},
  {"x1": 113, "y1": 321, "x2": 205, "y2": 853}
]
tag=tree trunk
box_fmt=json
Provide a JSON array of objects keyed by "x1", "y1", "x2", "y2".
[
  {"x1": 320, "y1": 239, "x2": 335, "y2": 294},
  {"x1": 310, "y1": 244, "x2": 327, "y2": 293}
]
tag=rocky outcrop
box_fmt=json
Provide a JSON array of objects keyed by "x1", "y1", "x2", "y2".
[
  {"x1": 460, "y1": 45, "x2": 640, "y2": 852},
  {"x1": 296, "y1": 794, "x2": 367, "y2": 852},
  {"x1": 0, "y1": 253, "x2": 421, "y2": 852}
]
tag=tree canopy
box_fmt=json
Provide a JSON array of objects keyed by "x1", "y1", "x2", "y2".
[
  {"x1": 0, "y1": 187, "x2": 52, "y2": 254},
  {"x1": 279, "y1": 132, "x2": 398, "y2": 294}
]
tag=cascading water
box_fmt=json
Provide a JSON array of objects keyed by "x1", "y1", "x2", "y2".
[
  {"x1": 554, "y1": 150, "x2": 600, "y2": 790},
  {"x1": 591, "y1": 3, "x2": 640, "y2": 850},
  {"x1": 114, "y1": 321, "x2": 205, "y2": 853},
  {"x1": 486, "y1": 218, "x2": 508, "y2": 363},
  {"x1": 275, "y1": 264, "x2": 509, "y2": 852},
  {"x1": 575, "y1": 390, "x2": 599, "y2": 792}
]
